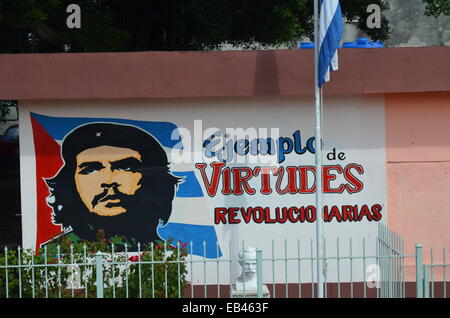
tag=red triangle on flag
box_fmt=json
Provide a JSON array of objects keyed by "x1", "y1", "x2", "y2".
[{"x1": 30, "y1": 114, "x2": 64, "y2": 250}]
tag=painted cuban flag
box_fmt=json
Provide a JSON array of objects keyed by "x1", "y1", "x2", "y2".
[
  {"x1": 30, "y1": 113, "x2": 222, "y2": 258},
  {"x1": 318, "y1": 0, "x2": 344, "y2": 87}
]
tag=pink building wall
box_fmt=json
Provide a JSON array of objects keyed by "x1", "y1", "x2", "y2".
[{"x1": 386, "y1": 92, "x2": 450, "y2": 280}]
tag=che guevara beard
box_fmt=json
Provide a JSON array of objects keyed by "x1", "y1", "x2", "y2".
[{"x1": 69, "y1": 186, "x2": 164, "y2": 248}]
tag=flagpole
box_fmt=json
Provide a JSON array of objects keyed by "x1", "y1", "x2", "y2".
[{"x1": 313, "y1": 0, "x2": 325, "y2": 298}]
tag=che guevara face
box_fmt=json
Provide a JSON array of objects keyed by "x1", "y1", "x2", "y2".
[{"x1": 74, "y1": 145, "x2": 143, "y2": 216}]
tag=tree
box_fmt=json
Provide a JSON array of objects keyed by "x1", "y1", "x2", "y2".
[
  {"x1": 384, "y1": 0, "x2": 450, "y2": 47},
  {"x1": 0, "y1": 0, "x2": 129, "y2": 53},
  {"x1": 422, "y1": 0, "x2": 450, "y2": 17},
  {"x1": 0, "y1": 0, "x2": 391, "y2": 53},
  {"x1": 0, "y1": 100, "x2": 16, "y2": 120}
]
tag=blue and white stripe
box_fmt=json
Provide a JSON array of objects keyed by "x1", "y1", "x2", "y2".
[{"x1": 318, "y1": 0, "x2": 344, "y2": 87}]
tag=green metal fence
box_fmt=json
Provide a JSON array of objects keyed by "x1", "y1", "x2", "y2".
[
  {"x1": 0, "y1": 224, "x2": 447, "y2": 298},
  {"x1": 377, "y1": 223, "x2": 407, "y2": 298},
  {"x1": 420, "y1": 246, "x2": 448, "y2": 298}
]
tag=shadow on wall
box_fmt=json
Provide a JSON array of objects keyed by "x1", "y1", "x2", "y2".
[{"x1": 253, "y1": 51, "x2": 280, "y2": 96}]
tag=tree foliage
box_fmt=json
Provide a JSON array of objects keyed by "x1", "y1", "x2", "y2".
[
  {"x1": 422, "y1": 0, "x2": 450, "y2": 17},
  {"x1": 0, "y1": 0, "x2": 392, "y2": 53},
  {"x1": 0, "y1": 100, "x2": 16, "y2": 120},
  {"x1": 0, "y1": 0, "x2": 129, "y2": 53}
]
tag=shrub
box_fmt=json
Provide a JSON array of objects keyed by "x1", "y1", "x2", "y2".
[{"x1": 0, "y1": 230, "x2": 189, "y2": 298}]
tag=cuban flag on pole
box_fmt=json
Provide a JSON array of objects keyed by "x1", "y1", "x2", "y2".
[{"x1": 318, "y1": 0, "x2": 344, "y2": 87}]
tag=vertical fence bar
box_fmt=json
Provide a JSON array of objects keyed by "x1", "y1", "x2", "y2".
[
  {"x1": 378, "y1": 224, "x2": 381, "y2": 298},
  {"x1": 31, "y1": 249, "x2": 35, "y2": 298},
  {"x1": 398, "y1": 234, "x2": 402, "y2": 298},
  {"x1": 401, "y1": 238, "x2": 405, "y2": 298},
  {"x1": 83, "y1": 244, "x2": 88, "y2": 298},
  {"x1": 4, "y1": 247, "x2": 8, "y2": 298},
  {"x1": 394, "y1": 234, "x2": 397, "y2": 298},
  {"x1": 393, "y1": 230, "x2": 397, "y2": 297},
  {"x1": 384, "y1": 225, "x2": 387, "y2": 298},
  {"x1": 382, "y1": 227, "x2": 386, "y2": 298},
  {"x1": 423, "y1": 265, "x2": 430, "y2": 298},
  {"x1": 402, "y1": 237, "x2": 405, "y2": 298},
  {"x1": 396, "y1": 233, "x2": 400, "y2": 298},
  {"x1": 443, "y1": 246, "x2": 447, "y2": 299},
  {"x1": 216, "y1": 241, "x2": 220, "y2": 298},
  {"x1": 138, "y1": 243, "x2": 142, "y2": 298},
  {"x1": 272, "y1": 240, "x2": 276, "y2": 298},
  {"x1": 416, "y1": 244, "x2": 423, "y2": 298},
  {"x1": 399, "y1": 234, "x2": 402, "y2": 298},
  {"x1": 151, "y1": 243, "x2": 155, "y2": 298},
  {"x1": 57, "y1": 245, "x2": 61, "y2": 298},
  {"x1": 393, "y1": 232, "x2": 397, "y2": 298},
  {"x1": 229, "y1": 241, "x2": 232, "y2": 298},
  {"x1": 376, "y1": 228, "x2": 380, "y2": 299},
  {"x1": 387, "y1": 226, "x2": 390, "y2": 297},
  {"x1": 285, "y1": 239, "x2": 288, "y2": 298},
  {"x1": 190, "y1": 242, "x2": 194, "y2": 298},
  {"x1": 164, "y1": 243, "x2": 168, "y2": 298},
  {"x1": 394, "y1": 233, "x2": 399, "y2": 298},
  {"x1": 380, "y1": 234, "x2": 387, "y2": 298},
  {"x1": 382, "y1": 225, "x2": 386, "y2": 298},
  {"x1": 298, "y1": 239, "x2": 301, "y2": 298},
  {"x1": 383, "y1": 225, "x2": 386, "y2": 298},
  {"x1": 257, "y1": 248, "x2": 263, "y2": 298},
  {"x1": 377, "y1": 225, "x2": 381, "y2": 298},
  {"x1": 387, "y1": 226, "x2": 391, "y2": 297},
  {"x1": 125, "y1": 244, "x2": 129, "y2": 298},
  {"x1": 242, "y1": 240, "x2": 246, "y2": 296},
  {"x1": 95, "y1": 252, "x2": 103, "y2": 298},
  {"x1": 349, "y1": 238, "x2": 353, "y2": 298},
  {"x1": 396, "y1": 235, "x2": 400, "y2": 298},
  {"x1": 44, "y1": 246, "x2": 48, "y2": 298},
  {"x1": 392, "y1": 230, "x2": 396, "y2": 297},
  {"x1": 178, "y1": 241, "x2": 182, "y2": 298},
  {"x1": 391, "y1": 231, "x2": 395, "y2": 298},
  {"x1": 337, "y1": 238, "x2": 340, "y2": 299},
  {"x1": 399, "y1": 233, "x2": 402, "y2": 298},
  {"x1": 203, "y1": 241, "x2": 207, "y2": 298},
  {"x1": 323, "y1": 238, "x2": 327, "y2": 298},
  {"x1": 111, "y1": 244, "x2": 115, "y2": 298},
  {"x1": 310, "y1": 239, "x2": 314, "y2": 298},
  {"x1": 431, "y1": 247, "x2": 434, "y2": 298},
  {"x1": 390, "y1": 231, "x2": 394, "y2": 298},
  {"x1": 362, "y1": 238, "x2": 366, "y2": 298},
  {"x1": 18, "y1": 246, "x2": 22, "y2": 298},
  {"x1": 70, "y1": 245, "x2": 74, "y2": 298},
  {"x1": 387, "y1": 229, "x2": 391, "y2": 298}
]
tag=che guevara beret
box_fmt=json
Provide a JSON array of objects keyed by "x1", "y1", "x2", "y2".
[{"x1": 61, "y1": 122, "x2": 169, "y2": 167}]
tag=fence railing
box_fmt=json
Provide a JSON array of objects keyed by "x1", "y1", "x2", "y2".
[
  {"x1": 377, "y1": 222, "x2": 407, "y2": 298},
  {"x1": 0, "y1": 225, "x2": 447, "y2": 298},
  {"x1": 421, "y1": 246, "x2": 448, "y2": 298},
  {"x1": 0, "y1": 241, "x2": 191, "y2": 298}
]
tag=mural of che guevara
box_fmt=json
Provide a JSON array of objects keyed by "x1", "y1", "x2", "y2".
[{"x1": 45, "y1": 122, "x2": 180, "y2": 250}]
